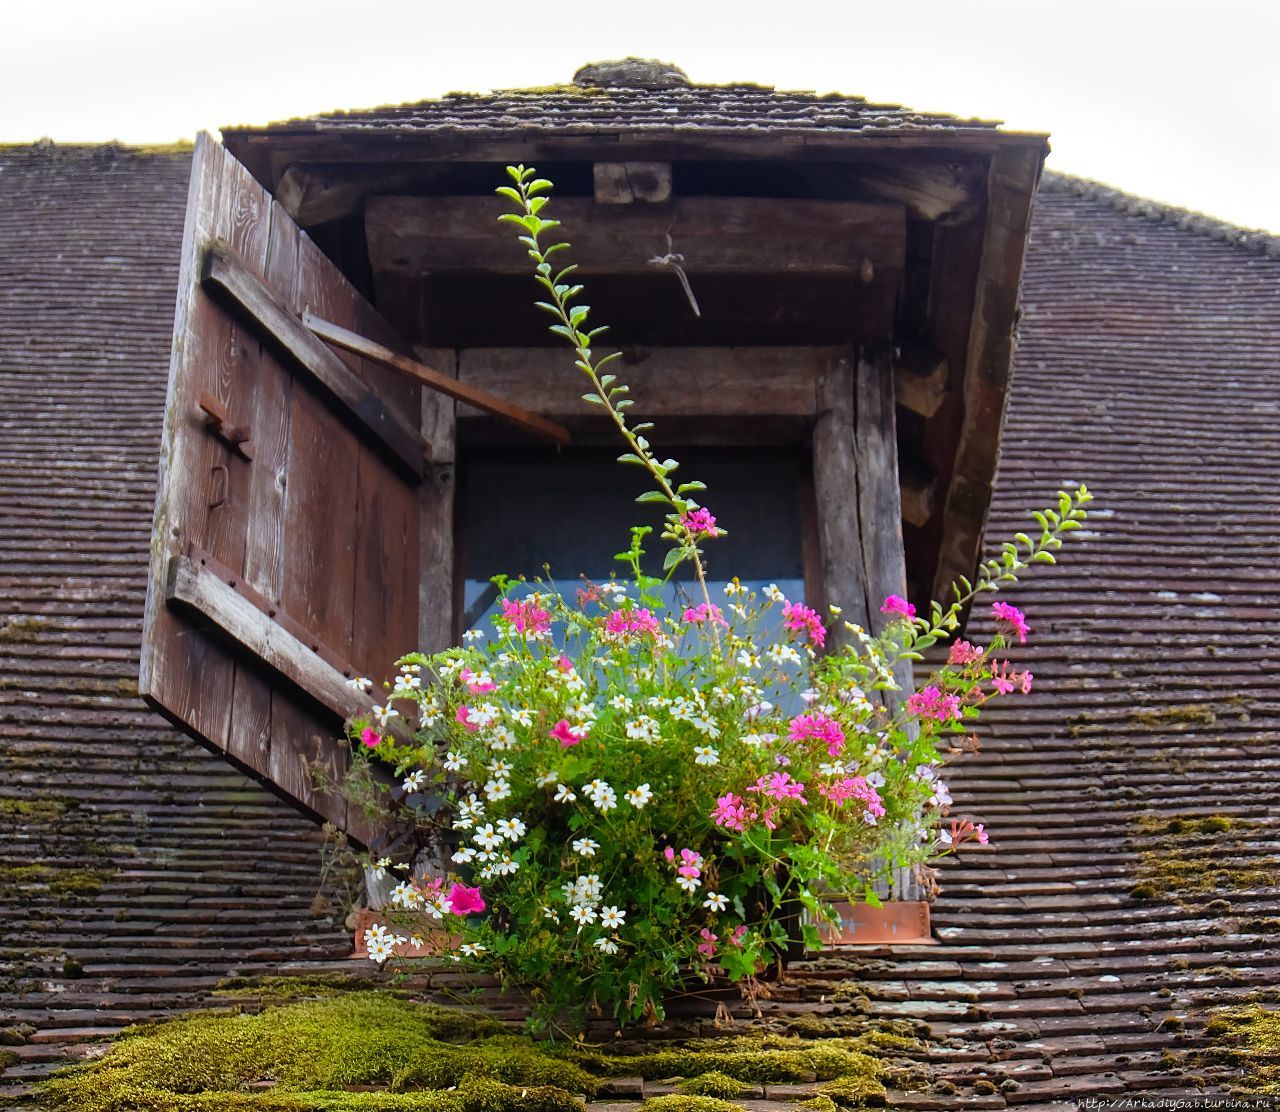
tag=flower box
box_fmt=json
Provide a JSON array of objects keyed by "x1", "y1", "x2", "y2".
[{"x1": 813, "y1": 900, "x2": 935, "y2": 947}]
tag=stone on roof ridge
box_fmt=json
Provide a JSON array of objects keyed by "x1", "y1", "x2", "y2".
[{"x1": 1044, "y1": 170, "x2": 1280, "y2": 258}]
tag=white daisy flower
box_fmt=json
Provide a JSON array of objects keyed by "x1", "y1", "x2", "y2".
[
  {"x1": 451, "y1": 846, "x2": 477, "y2": 865},
  {"x1": 510, "y1": 706, "x2": 534, "y2": 728},
  {"x1": 542, "y1": 905, "x2": 560, "y2": 923},
  {"x1": 372, "y1": 704, "x2": 398, "y2": 727},
  {"x1": 735, "y1": 649, "x2": 759, "y2": 669},
  {"x1": 625, "y1": 715, "x2": 660, "y2": 742},
  {"x1": 569, "y1": 904, "x2": 597, "y2": 928},
  {"x1": 676, "y1": 874, "x2": 702, "y2": 893},
  {"x1": 369, "y1": 857, "x2": 391, "y2": 881},
  {"x1": 348, "y1": 676, "x2": 373, "y2": 692},
  {"x1": 625, "y1": 783, "x2": 653, "y2": 809},
  {"x1": 723, "y1": 580, "x2": 744, "y2": 596},
  {"x1": 572, "y1": 837, "x2": 599, "y2": 857},
  {"x1": 598, "y1": 905, "x2": 626, "y2": 929},
  {"x1": 473, "y1": 824, "x2": 502, "y2": 852},
  {"x1": 390, "y1": 881, "x2": 421, "y2": 909},
  {"x1": 462, "y1": 627, "x2": 485, "y2": 642},
  {"x1": 594, "y1": 937, "x2": 619, "y2": 955},
  {"x1": 588, "y1": 783, "x2": 617, "y2": 812},
  {"x1": 609, "y1": 693, "x2": 634, "y2": 712},
  {"x1": 693, "y1": 746, "x2": 720, "y2": 766},
  {"x1": 443, "y1": 752, "x2": 467, "y2": 772},
  {"x1": 554, "y1": 784, "x2": 577, "y2": 803},
  {"x1": 367, "y1": 936, "x2": 395, "y2": 963},
  {"x1": 703, "y1": 891, "x2": 728, "y2": 912},
  {"x1": 497, "y1": 816, "x2": 527, "y2": 841},
  {"x1": 438, "y1": 658, "x2": 465, "y2": 679},
  {"x1": 392, "y1": 674, "x2": 421, "y2": 696},
  {"x1": 764, "y1": 583, "x2": 785, "y2": 602},
  {"x1": 487, "y1": 758, "x2": 512, "y2": 775},
  {"x1": 402, "y1": 769, "x2": 426, "y2": 792},
  {"x1": 420, "y1": 698, "x2": 442, "y2": 727},
  {"x1": 493, "y1": 853, "x2": 519, "y2": 876},
  {"x1": 487, "y1": 726, "x2": 516, "y2": 751},
  {"x1": 459, "y1": 942, "x2": 486, "y2": 958},
  {"x1": 536, "y1": 770, "x2": 559, "y2": 787},
  {"x1": 766, "y1": 644, "x2": 802, "y2": 667},
  {"x1": 818, "y1": 761, "x2": 847, "y2": 777},
  {"x1": 484, "y1": 778, "x2": 512, "y2": 802}
]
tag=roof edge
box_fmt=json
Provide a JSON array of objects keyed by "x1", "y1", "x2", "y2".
[{"x1": 1043, "y1": 170, "x2": 1280, "y2": 258}]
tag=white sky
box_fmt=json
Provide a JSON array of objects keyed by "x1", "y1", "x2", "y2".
[{"x1": 4, "y1": 0, "x2": 1278, "y2": 233}]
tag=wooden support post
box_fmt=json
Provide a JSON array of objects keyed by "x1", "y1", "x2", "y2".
[
  {"x1": 418, "y1": 348, "x2": 457, "y2": 654},
  {"x1": 893, "y1": 342, "x2": 950, "y2": 418}
]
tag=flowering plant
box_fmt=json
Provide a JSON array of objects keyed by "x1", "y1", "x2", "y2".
[{"x1": 346, "y1": 167, "x2": 1092, "y2": 1027}]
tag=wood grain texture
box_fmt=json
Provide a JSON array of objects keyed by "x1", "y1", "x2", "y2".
[
  {"x1": 306, "y1": 314, "x2": 570, "y2": 445},
  {"x1": 366, "y1": 195, "x2": 906, "y2": 277},
  {"x1": 417, "y1": 348, "x2": 457, "y2": 654},
  {"x1": 140, "y1": 135, "x2": 426, "y2": 836},
  {"x1": 202, "y1": 247, "x2": 427, "y2": 481},
  {"x1": 456, "y1": 346, "x2": 829, "y2": 423}
]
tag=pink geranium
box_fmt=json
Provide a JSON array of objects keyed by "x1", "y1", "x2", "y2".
[
  {"x1": 818, "y1": 776, "x2": 886, "y2": 821},
  {"x1": 498, "y1": 597, "x2": 551, "y2": 637},
  {"x1": 603, "y1": 607, "x2": 661, "y2": 639},
  {"x1": 948, "y1": 639, "x2": 983, "y2": 666},
  {"x1": 680, "y1": 507, "x2": 720, "y2": 538},
  {"x1": 550, "y1": 719, "x2": 585, "y2": 748},
  {"x1": 711, "y1": 792, "x2": 755, "y2": 832},
  {"x1": 445, "y1": 883, "x2": 486, "y2": 916},
  {"x1": 360, "y1": 726, "x2": 381, "y2": 748},
  {"x1": 991, "y1": 601, "x2": 1030, "y2": 643},
  {"x1": 455, "y1": 705, "x2": 480, "y2": 733},
  {"x1": 748, "y1": 771, "x2": 807, "y2": 804},
  {"x1": 782, "y1": 601, "x2": 826, "y2": 649},
  {"x1": 788, "y1": 712, "x2": 846, "y2": 758},
  {"x1": 697, "y1": 927, "x2": 718, "y2": 958},
  {"x1": 880, "y1": 594, "x2": 917, "y2": 620},
  {"x1": 682, "y1": 602, "x2": 727, "y2": 627},
  {"x1": 906, "y1": 685, "x2": 963, "y2": 723}
]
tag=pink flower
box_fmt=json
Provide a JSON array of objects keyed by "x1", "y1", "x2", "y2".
[
  {"x1": 711, "y1": 792, "x2": 754, "y2": 833},
  {"x1": 991, "y1": 601, "x2": 1029, "y2": 644},
  {"x1": 788, "y1": 712, "x2": 846, "y2": 758},
  {"x1": 782, "y1": 601, "x2": 826, "y2": 650},
  {"x1": 445, "y1": 883, "x2": 486, "y2": 916},
  {"x1": 1021, "y1": 671, "x2": 1034, "y2": 694},
  {"x1": 360, "y1": 726, "x2": 381, "y2": 748},
  {"x1": 697, "y1": 927, "x2": 718, "y2": 958},
  {"x1": 948, "y1": 639, "x2": 983, "y2": 666},
  {"x1": 603, "y1": 607, "x2": 661, "y2": 639},
  {"x1": 550, "y1": 719, "x2": 584, "y2": 748},
  {"x1": 880, "y1": 594, "x2": 917, "y2": 620},
  {"x1": 459, "y1": 667, "x2": 496, "y2": 694},
  {"x1": 499, "y1": 597, "x2": 551, "y2": 637},
  {"x1": 681, "y1": 507, "x2": 720, "y2": 538},
  {"x1": 906, "y1": 685, "x2": 962, "y2": 723},
  {"x1": 663, "y1": 846, "x2": 676, "y2": 863},
  {"x1": 976, "y1": 823, "x2": 989, "y2": 845},
  {"x1": 728, "y1": 925, "x2": 748, "y2": 947},
  {"x1": 818, "y1": 776, "x2": 886, "y2": 821},
  {"x1": 748, "y1": 771, "x2": 807, "y2": 804},
  {"x1": 682, "y1": 602, "x2": 727, "y2": 627},
  {"x1": 455, "y1": 705, "x2": 479, "y2": 733}
]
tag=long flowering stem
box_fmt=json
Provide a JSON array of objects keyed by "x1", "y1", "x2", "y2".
[{"x1": 498, "y1": 166, "x2": 717, "y2": 622}]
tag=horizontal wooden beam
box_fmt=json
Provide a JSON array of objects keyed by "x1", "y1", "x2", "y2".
[
  {"x1": 893, "y1": 342, "x2": 950, "y2": 418},
  {"x1": 165, "y1": 552, "x2": 412, "y2": 744},
  {"x1": 201, "y1": 243, "x2": 427, "y2": 482},
  {"x1": 366, "y1": 195, "x2": 906, "y2": 278},
  {"x1": 455, "y1": 345, "x2": 839, "y2": 423},
  {"x1": 593, "y1": 162, "x2": 672, "y2": 204},
  {"x1": 305, "y1": 314, "x2": 571, "y2": 446}
]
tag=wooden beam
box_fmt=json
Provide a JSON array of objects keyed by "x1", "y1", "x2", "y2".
[
  {"x1": 899, "y1": 456, "x2": 939, "y2": 529},
  {"x1": 366, "y1": 196, "x2": 906, "y2": 278},
  {"x1": 306, "y1": 314, "x2": 571, "y2": 446},
  {"x1": 812, "y1": 351, "x2": 870, "y2": 638},
  {"x1": 201, "y1": 244, "x2": 428, "y2": 482},
  {"x1": 593, "y1": 162, "x2": 672, "y2": 204},
  {"x1": 456, "y1": 345, "x2": 832, "y2": 423},
  {"x1": 893, "y1": 341, "x2": 950, "y2": 418},
  {"x1": 165, "y1": 553, "x2": 411, "y2": 744},
  {"x1": 417, "y1": 347, "x2": 457, "y2": 654}
]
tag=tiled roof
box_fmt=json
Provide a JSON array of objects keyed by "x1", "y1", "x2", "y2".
[
  {"x1": 1, "y1": 142, "x2": 1277, "y2": 1108},
  {"x1": 236, "y1": 83, "x2": 1002, "y2": 138}
]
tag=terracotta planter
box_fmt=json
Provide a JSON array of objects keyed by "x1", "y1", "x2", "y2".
[{"x1": 814, "y1": 899, "x2": 935, "y2": 947}]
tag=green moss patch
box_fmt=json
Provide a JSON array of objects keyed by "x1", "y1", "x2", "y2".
[
  {"x1": 1196, "y1": 1005, "x2": 1280, "y2": 1095},
  {"x1": 0, "y1": 864, "x2": 113, "y2": 903},
  {"x1": 38, "y1": 993, "x2": 920, "y2": 1111},
  {"x1": 1130, "y1": 813, "x2": 1276, "y2": 899},
  {"x1": 214, "y1": 976, "x2": 393, "y2": 1001}
]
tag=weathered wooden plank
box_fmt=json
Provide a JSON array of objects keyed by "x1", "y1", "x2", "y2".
[
  {"x1": 593, "y1": 162, "x2": 672, "y2": 204},
  {"x1": 306, "y1": 314, "x2": 570, "y2": 446},
  {"x1": 456, "y1": 346, "x2": 831, "y2": 423},
  {"x1": 366, "y1": 195, "x2": 906, "y2": 277},
  {"x1": 140, "y1": 135, "x2": 240, "y2": 756},
  {"x1": 201, "y1": 245, "x2": 427, "y2": 481},
  {"x1": 933, "y1": 144, "x2": 1045, "y2": 601},
  {"x1": 899, "y1": 456, "x2": 939, "y2": 529},
  {"x1": 854, "y1": 342, "x2": 910, "y2": 637},
  {"x1": 893, "y1": 341, "x2": 950, "y2": 418},
  {"x1": 166, "y1": 555, "x2": 380, "y2": 746},
  {"x1": 811, "y1": 351, "x2": 870, "y2": 638},
  {"x1": 417, "y1": 348, "x2": 457, "y2": 654}
]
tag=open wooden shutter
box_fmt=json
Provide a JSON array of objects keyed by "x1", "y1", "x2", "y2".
[{"x1": 140, "y1": 133, "x2": 428, "y2": 842}]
